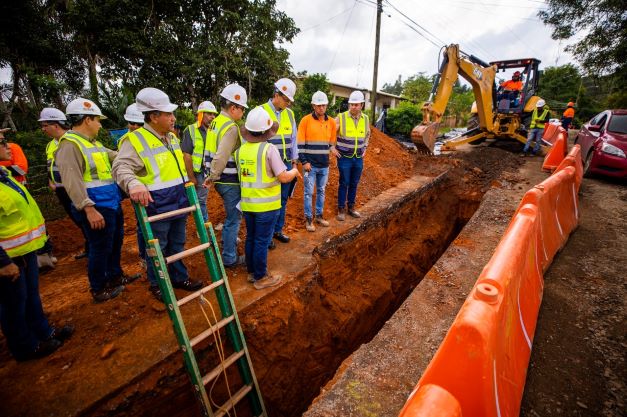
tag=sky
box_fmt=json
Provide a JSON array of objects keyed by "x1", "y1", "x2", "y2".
[{"x1": 275, "y1": 0, "x2": 575, "y2": 90}]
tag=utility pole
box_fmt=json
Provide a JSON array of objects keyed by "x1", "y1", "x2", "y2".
[{"x1": 371, "y1": 0, "x2": 382, "y2": 117}]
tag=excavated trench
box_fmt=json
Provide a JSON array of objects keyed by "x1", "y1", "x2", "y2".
[{"x1": 87, "y1": 171, "x2": 483, "y2": 417}]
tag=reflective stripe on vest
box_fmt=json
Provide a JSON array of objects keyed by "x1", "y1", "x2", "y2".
[
  {"x1": 0, "y1": 167, "x2": 47, "y2": 257},
  {"x1": 186, "y1": 123, "x2": 208, "y2": 173},
  {"x1": 59, "y1": 132, "x2": 115, "y2": 188},
  {"x1": 530, "y1": 107, "x2": 549, "y2": 129},
  {"x1": 337, "y1": 111, "x2": 368, "y2": 158},
  {"x1": 208, "y1": 114, "x2": 239, "y2": 184},
  {"x1": 262, "y1": 103, "x2": 295, "y2": 161},
  {"x1": 236, "y1": 142, "x2": 281, "y2": 212},
  {"x1": 123, "y1": 128, "x2": 188, "y2": 192},
  {"x1": 46, "y1": 139, "x2": 63, "y2": 186}
]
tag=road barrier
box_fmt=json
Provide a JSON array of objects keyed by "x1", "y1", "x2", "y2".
[
  {"x1": 399, "y1": 146, "x2": 583, "y2": 417},
  {"x1": 542, "y1": 125, "x2": 568, "y2": 172}
]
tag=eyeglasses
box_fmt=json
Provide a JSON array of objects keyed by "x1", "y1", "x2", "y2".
[{"x1": 234, "y1": 104, "x2": 245, "y2": 112}]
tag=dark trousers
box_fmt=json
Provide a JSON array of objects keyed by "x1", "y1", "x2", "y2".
[
  {"x1": 73, "y1": 206, "x2": 124, "y2": 292},
  {"x1": 0, "y1": 251, "x2": 53, "y2": 360},
  {"x1": 55, "y1": 187, "x2": 89, "y2": 253},
  {"x1": 244, "y1": 210, "x2": 279, "y2": 280},
  {"x1": 337, "y1": 156, "x2": 364, "y2": 209},
  {"x1": 273, "y1": 160, "x2": 291, "y2": 234},
  {"x1": 146, "y1": 216, "x2": 189, "y2": 287}
]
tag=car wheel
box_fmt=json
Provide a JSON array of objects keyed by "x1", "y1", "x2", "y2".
[{"x1": 583, "y1": 150, "x2": 594, "y2": 178}]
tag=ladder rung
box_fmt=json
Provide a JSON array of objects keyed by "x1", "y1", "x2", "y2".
[
  {"x1": 190, "y1": 315, "x2": 235, "y2": 348},
  {"x1": 177, "y1": 279, "x2": 225, "y2": 307},
  {"x1": 202, "y1": 350, "x2": 246, "y2": 386},
  {"x1": 147, "y1": 206, "x2": 196, "y2": 223},
  {"x1": 166, "y1": 242, "x2": 211, "y2": 264},
  {"x1": 214, "y1": 384, "x2": 253, "y2": 417}
]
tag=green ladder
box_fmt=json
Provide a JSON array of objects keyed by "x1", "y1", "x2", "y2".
[{"x1": 133, "y1": 183, "x2": 266, "y2": 417}]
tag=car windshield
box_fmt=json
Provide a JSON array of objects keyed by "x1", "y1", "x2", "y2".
[{"x1": 607, "y1": 114, "x2": 627, "y2": 134}]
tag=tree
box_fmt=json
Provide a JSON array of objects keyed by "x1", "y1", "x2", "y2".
[
  {"x1": 382, "y1": 75, "x2": 403, "y2": 96},
  {"x1": 292, "y1": 73, "x2": 339, "y2": 121},
  {"x1": 401, "y1": 73, "x2": 433, "y2": 103}
]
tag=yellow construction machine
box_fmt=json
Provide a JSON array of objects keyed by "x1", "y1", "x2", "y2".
[{"x1": 412, "y1": 44, "x2": 545, "y2": 153}]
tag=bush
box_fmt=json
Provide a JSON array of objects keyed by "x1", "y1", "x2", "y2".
[{"x1": 385, "y1": 102, "x2": 423, "y2": 136}]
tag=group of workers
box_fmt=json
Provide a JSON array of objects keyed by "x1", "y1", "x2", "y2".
[{"x1": 0, "y1": 78, "x2": 371, "y2": 361}]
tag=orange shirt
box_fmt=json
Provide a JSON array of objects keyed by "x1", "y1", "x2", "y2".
[
  {"x1": 0, "y1": 142, "x2": 28, "y2": 183},
  {"x1": 501, "y1": 80, "x2": 522, "y2": 91},
  {"x1": 297, "y1": 113, "x2": 337, "y2": 167},
  {"x1": 563, "y1": 108, "x2": 575, "y2": 118}
]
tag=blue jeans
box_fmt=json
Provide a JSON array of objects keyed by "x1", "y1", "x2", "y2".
[
  {"x1": 74, "y1": 206, "x2": 124, "y2": 292},
  {"x1": 214, "y1": 183, "x2": 242, "y2": 266},
  {"x1": 0, "y1": 251, "x2": 53, "y2": 360},
  {"x1": 524, "y1": 128, "x2": 543, "y2": 154},
  {"x1": 146, "y1": 216, "x2": 189, "y2": 287},
  {"x1": 195, "y1": 172, "x2": 209, "y2": 222},
  {"x1": 337, "y1": 156, "x2": 363, "y2": 209},
  {"x1": 273, "y1": 160, "x2": 291, "y2": 234},
  {"x1": 303, "y1": 166, "x2": 329, "y2": 220},
  {"x1": 244, "y1": 210, "x2": 279, "y2": 280}
]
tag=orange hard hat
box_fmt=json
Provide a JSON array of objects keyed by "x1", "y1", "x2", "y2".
[{"x1": 567, "y1": 101, "x2": 575, "y2": 107}]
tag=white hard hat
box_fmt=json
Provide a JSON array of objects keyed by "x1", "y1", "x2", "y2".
[
  {"x1": 124, "y1": 103, "x2": 144, "y2": 123},
  {"x1": 311, "y1": 91, "x2": 329, "y2": 105},
  {"x1": 348, "y1": 90, "x2": 365, "y2": 104},
  {"x1": 244, "y1": 106, "x2": 273, "y2": 133},
  {"x1": 275, "y1": 78, "x2": 296, "y2": 102},
  {"x1": 38, "y1": 107, "x2": 67, "y2": 122},
  {"x1": 197, "y1": 100, "x2": 217, "y2": 113},
  {"x1": 136, "y1": 87, "x2": 178, "y2": 113},
  {"x1": 65, "y1": 98, "x2": 107, "y2": 119},
  {"x1": 536, "y1": 99, "x2": 546, "y2": 107},
  {"x1": 220, "y1": 83, "x2": 248, "y2": 108}
]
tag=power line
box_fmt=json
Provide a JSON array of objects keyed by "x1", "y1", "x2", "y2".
[
  {"x1": 327, "y1": 2, "x2": 358, "y2": 74},
  {"x1": 299, "y1": 5, "x2": 355, "y2": 32},
  {"x1": 384, "y1": 0, "x2": 447, "y2": 47}
]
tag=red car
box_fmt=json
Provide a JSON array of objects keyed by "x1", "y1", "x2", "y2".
[{"x1": 574, "y1": 109, "x2": 627, "y2": 179}]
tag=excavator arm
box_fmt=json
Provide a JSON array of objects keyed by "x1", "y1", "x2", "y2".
[{"x1": 412, "y1": 44, "x2": 497, "y2": 152}]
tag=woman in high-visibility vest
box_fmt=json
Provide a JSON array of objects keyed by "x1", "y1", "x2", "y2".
[
  {"x1": 0, "y1": 140, "x2": 74, "y2": 361},
  {"x1": 236, "y1": 107, "x2": 301, "y2": 290}
]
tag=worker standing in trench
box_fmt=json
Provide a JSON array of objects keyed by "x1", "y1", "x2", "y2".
[{"x1": 333, "y1": 90, "x2": 370, "y2": 221}]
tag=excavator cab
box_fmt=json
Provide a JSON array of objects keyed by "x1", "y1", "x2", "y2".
[{"x1": 492, "y1": 58, "x2": 541, "y2": 115}]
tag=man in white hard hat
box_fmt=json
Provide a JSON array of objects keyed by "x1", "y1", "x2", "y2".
[
  {"x1": 297, "y1": 91, "x2": 337, "y2": 232},
  {"x1": 202, "y1": 83, "x2": 248, "y2": 268},
  {"x1": 181, "y1": 100, "x2": 218, "y2": 222},
  {"x1": 522, "y1": 99, "x2": 550, "y2": 156},
  {"x1": 56, "y1": 98, "x2": 137, "y2": 302},
  {"x1": 112, "y1": 87, "x2": 203, "y2": 302},
  {"x1": 260, "y1": 78, "x2": 299, "y2": 247},
  {"x1": 236, "y1": 106, "x2": 301, "y2": 290},
  {"x1": 38, "y1": 108, "x2": 89, "y2": 260},
  {"x1": 332, "y1": 90, "x2": 370, "y2": 221}
]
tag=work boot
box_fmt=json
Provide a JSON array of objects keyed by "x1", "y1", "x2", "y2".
[
  {"x1": 108, "y1": 272, "x2": 141, "y2": 288},
  {"x1": 247, "y1": 273, "x2": 255, "y2": 283},
  {"x1": 49, "y1": 325, "x2": 75, "y2": 343},
  {"x1": 253, "y1": 273, "x2": 282, "y2": 290},
  {"x1": 16, "y1": 338, "x2": 62, "y2": 362},
  {"x1": 149, "y1": 285, "x2": 163, "y2": 302},
  {"x1": 268, "y1": 240, "x2": 276, "y2": 250},
  {"x1": 273, "y1": 232, "x2": 290, "y2": 243},
  {"x1": 172, "y1": 279, "x2": 203, "y2": 292},
  {"x1": 92, "y1": 286, "x2": 124, "y2": 303},
  {"x1": 348, "y1": 207, "x2": 361, "y2": 218},
  {"x1": 37, "y1": 253, "x2": 55, "y2": 269},
  {"x1": 315, "y1": 216, "x2": 330, "y2": 227},
  {"x1": 337, "y1": 208, "x2": 346, "y2": 221},
  {"x1": 224, "y1": 255, "x2": 246, "y2": 269},
  {"x1": 306, "y1": 218, "x2": 316, "y2": 232},
  {"x1": 74, "y1": 251, "x2": 88, "y2": 260}
]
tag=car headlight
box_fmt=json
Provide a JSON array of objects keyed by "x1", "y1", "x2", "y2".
[{"x1": 600, "y1": 142, "x2": 626, "y2": 158}]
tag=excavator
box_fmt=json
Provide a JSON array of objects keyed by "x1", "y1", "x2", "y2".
[{"x1": 412, "y1": 44, "x2": 546, "y2": 154}]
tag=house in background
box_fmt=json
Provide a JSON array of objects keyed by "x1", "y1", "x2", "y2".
[{"x1": 328, "y1": 82, "x2": 404, "y2": 114}]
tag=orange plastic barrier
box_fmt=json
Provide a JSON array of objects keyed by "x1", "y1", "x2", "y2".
[
  {"x1": 400, "y1": 154, "x2": 582, "y2": 417},
  {"x1": 555, "y1": 145, "x2": 583, "y2": 189},
  {"x1": 542, "y1": 123, "x2": 561, "y2": 145},
  {"x1": 542, "y1": 126, "x2": 568, "y2": 172}
]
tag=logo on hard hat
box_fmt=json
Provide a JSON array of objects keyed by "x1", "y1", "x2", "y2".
[
  {"x1": 267, "y1": 119, "x2": 271, "y2": 126},
  {"x1": 281, "y1": 86, "x2": 287, "y2": 91},
  {"x1": 84, "y1": 101, "x2": 92, "y2": 108},
  {"x1": 234, "y1": 94, "x2": 241, "y2": 100}
]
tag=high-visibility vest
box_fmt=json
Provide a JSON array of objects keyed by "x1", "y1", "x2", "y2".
[
  {"x1": 261, "y1": 102, "x2": 295, "y2": 162},
  {"x1": 207, "y1": 114, "x2": 240, "y2": 184},
  {"x1": 46, "y1": 138, "x2": 63, "y2": 186},
  {"x1": 0, "y1": 166, "x2": 47, "y2": 258},
  {"x1": 59, "y1": 132, "x2": 120, "y2": 210},
  {"x1": 530, "y1": 107, "x2": 550, "y2": 129},
  {"x1": 184, "y1": 123, "x2": 209, "y2": 173},
  {"x1": 120, "y1": 127, "x2": 189, "y2": 215},
  {"x1": 337, "y1": 111, "x2": 369, "y2": 158},
  {"x1": 236, "y1": 142, "x2": 281, "y2": 212}
]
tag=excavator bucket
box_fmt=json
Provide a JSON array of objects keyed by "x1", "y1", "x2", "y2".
[{"x1": 411, "y1": 122, "x2": 440, "y2": 154}]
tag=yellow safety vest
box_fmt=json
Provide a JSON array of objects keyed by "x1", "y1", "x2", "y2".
[
  {"x1": 59, "y1": 132, "x2": 115, "y2": 189},
  {"x1": 337, "y1": 111, "x2": 369, "y2": 158},
  {"x1": 207, "y1": 114, "x2": 240, "y2": 184},
  {"x1": 530, "y1": 107, "x2": 550, "y2": 129},
  {"x1": 46, "y1": 139, "x2": 62, "y2": 186},
  {"x1": 261, "y1": 103, "x2": 295, "y2": 161},
  {"x1": 0, "y1": 167, "x2": 47, "y2": 257},
  {"x1": 236, "y1": 142, "x2": 281, "y2": 212},
  {"x1": 185, "y1": 123, "x2": 209, "y2": 173}
]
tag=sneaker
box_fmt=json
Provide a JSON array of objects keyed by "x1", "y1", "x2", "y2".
[
  {"x1": 315, "y1": 216, "x2": 330, "y2": 227},
  {"x1": 253, "y1": 273, "x2": 282, "y2": 290},
  {"x1": 149, "y1": 285, "x2": 163, "y2": 302},
  {"x1": 337, "y1": 208, "x2": 346, "y2": 221},
  {"x1": 247, "y1": 273, "x2": 255, "y2": 283},
  {"x1": 224, "y1": 255, "x2": 246, "y2": 268},
  {"x1": 348, "y1": 207, "x2": 361, "y2": 218},
  {"x1": 273, "y1": 232, "x2": 290, "y2": 243},
  {"x1": 92, "y1": 286, "x2": 124, "y2": 303},
  {"x1": 306, "y1": 218, "x2": 316, "y2": 232},
  {"x1": 172, "y1": 279, "x2": 203, "y2": 292},
  {"x1": 49, "y1": 325, "x2": 75, "y2": 343},
  {"x1": 268, "y1": 240, "x2": 276, "y2": 250},
  {"x1": 16, "y1": 338, "x2": 62, "y2": 362},
  {"x1": 108, "y1": 272, "x2": 141, "y2": 288}
]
